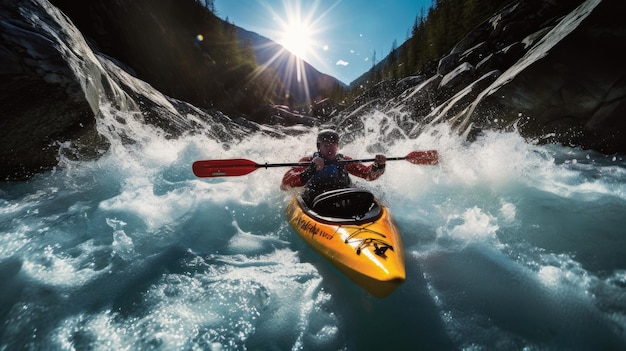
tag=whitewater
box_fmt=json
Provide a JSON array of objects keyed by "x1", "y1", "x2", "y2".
[{"x1": 1, "y1": 97, "x2": 626, "y2": 350}]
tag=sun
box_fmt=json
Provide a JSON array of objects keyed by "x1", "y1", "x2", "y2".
[
  {"x1": 280, "y1": 20, "x2": 313, "y2": 59},
  {"x1": 247, "y1": 0, "x2": 337, "y2": 99}
]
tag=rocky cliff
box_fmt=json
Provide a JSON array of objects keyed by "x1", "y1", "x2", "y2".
[{"x1": 340, "y1": 0, "x2": 626, "y2": 153}]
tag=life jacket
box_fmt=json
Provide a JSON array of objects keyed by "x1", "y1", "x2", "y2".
[{"x1": 305, "y1": 152, "x2": 352, "y2": 196}]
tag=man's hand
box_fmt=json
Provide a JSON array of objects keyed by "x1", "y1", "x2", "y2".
[
  {"x1": 312, "y1": 156, "x2": 325, "y2": 171},
  {"x1": 374, "y1": 154, "x2": 386, "y2": 165}
]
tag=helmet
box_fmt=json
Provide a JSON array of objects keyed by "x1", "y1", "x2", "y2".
[{"x1": 316, "y1": 129, "x2": 339, "y2": 147}]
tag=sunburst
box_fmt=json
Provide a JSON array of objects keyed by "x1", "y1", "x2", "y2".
[
  {"x1": 247, "y1": 0, "x2": 339, "y2": 105},
  {"x1": 280, "y1": 19, "x2": 313, "y2": 59}
]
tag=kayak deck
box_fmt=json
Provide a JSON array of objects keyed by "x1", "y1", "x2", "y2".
[{"x1": 286, "y1": 189, "x2": 406, "y2": 298}]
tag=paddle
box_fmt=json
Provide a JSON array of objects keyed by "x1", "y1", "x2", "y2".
[{"x1": 192, "y1": 150, "x2": 438, "y2": 178}]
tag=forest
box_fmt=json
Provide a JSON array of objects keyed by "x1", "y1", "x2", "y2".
[{"x1": 346, "y1": 0, "x2": 512, "y2": 101}]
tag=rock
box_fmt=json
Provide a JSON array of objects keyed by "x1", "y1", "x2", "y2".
[
  {"x1": 437, "y1": 52, "x2": 460, "y2": 76},
  {"x1": 311, "y1": 98, "x2": 341, "y2": 121},
  {"x1": 0, "y1": 0, "x2": 107, "y2": 180},
  {"x1": 249, "y1": 105, "x2": 318, "y2": 127},
  {"x1": 465, "y1": 0, "x2": 626, "y2": 153},
  {"x1": 335, "y1": 0, "x2": 626, "y2": 154},
  {"x1": 439, "y1": 62, "x2": 476, "y2": 96},
  {"x1": 0, "y1": 0, "x2": 254, "y2": 180}
]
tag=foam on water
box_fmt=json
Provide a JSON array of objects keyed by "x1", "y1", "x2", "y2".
[
  {"x1": 3, "y1": 1, "x2": 624, "y2": 348},
  {"x1": 1, "y1": 102, "x2": 626, "y2": 349}
]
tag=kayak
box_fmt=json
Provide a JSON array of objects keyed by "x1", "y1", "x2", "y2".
[
  {"x1": 191, "y1": 151, "x2": 439, "y2": 296},
  {"x1": 286, "y1": 188, "x2": 405, "y2": 298}
]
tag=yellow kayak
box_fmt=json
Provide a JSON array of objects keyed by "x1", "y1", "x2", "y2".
[{"x1": 286, "y1": 188, "x2": 406, "y2": 298}]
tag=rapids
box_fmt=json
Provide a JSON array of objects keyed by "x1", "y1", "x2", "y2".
[
  {"x1": 1, "y1": 1, "x2": 625, "y2": 348},
  {"x1": 1, "y1": 105, "x2": 626, "y2": 350}
]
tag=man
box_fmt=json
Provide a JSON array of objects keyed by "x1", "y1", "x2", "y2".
[{"x1": 280, "y1": 130, "x2": 387, "y2": 204}]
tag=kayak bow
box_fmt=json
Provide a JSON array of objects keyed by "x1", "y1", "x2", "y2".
[{"x1": 286, "y1": 189, "x2": 405, "y2": 298}]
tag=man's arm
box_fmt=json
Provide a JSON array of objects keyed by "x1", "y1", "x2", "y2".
[
  {"x1": 280, "y1": 156, "x2": 313, "y2": 190},
  {"x1": 345, "y1": 154, "x2": 386, "y2": 181}
]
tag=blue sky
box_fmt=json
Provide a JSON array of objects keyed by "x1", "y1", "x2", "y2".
[{"x1": 214, "y1": 0, "x2": 432, "y2": 85}]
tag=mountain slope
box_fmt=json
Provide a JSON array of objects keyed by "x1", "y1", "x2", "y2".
[{"x1": 236, "y1": 26, "x2": 345, "y2": 106}]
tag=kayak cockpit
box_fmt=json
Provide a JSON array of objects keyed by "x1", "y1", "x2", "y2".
[{"x1": 298, "y1": 188, "x2": 383, "y2": 224}]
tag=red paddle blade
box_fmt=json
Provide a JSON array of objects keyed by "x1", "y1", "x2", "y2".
[
  {"x1": 405, "y1": 150, "x2": 439, "y2": 165},
  {"x1": 192, "y1": 159, "x2": 259, "y2": 177}
]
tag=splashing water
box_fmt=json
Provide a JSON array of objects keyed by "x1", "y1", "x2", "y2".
[{"x1": 2, "y1": 98, "x2": 625, "y2": 350}]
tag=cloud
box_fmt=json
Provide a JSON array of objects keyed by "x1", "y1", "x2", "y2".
[{"x1": 336, "y1": 60, "x2": 349, "y2": 66}]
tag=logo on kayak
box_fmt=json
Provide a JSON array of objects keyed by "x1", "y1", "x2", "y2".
[{"x1": 295, "y1": 217, "x2": 333, "y2": 240}]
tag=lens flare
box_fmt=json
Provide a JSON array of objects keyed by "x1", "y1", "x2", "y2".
[
  {"x1": 280, "y1": 20, "x2": 312, "y2": 58},
  {"x1": 247, "y1": 0, "x2": 339, "y2": 104}
]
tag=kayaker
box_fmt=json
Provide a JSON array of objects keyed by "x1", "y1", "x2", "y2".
[{"x1": 280, "y1": 129, "x2": 387, "y2": 204}]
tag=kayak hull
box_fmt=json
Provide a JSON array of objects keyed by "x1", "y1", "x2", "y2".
[{"x1": 286, "y1": 195, "x2": 405, "y2": 298}]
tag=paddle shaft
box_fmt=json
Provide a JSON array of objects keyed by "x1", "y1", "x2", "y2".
[
  {"x1": 192, "y1": 150, "x2": 438, "y2": 177},
  {"x1": 255, "y1": 156, "x2": 407, "y2": 169}
]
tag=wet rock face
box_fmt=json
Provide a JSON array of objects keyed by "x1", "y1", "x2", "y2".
[
  {"x1": 0, "y1": 78, "x2": 100, "y2": 180},
  {"x1": 467, "y1": 0, "x2": 626, "y2": 153},
  {"x1": 0, "y1": 1, "x2": 106, "y2": 180},
  {"x1": 0, "y1": 0, "x2": 247, "y2": 180},
  {"x1": 345, "y1": 0, "x2": 626, "y2": 154}
]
